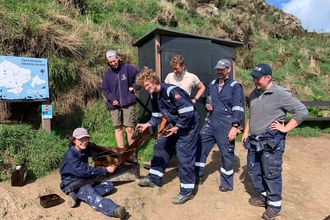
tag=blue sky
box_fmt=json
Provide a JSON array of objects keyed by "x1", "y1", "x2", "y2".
[{"x1": 265, "y1": 0, "x2": 330, "y2": 33}]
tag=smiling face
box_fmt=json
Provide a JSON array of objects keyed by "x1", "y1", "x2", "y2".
[
  {"x1": 143, "y1": 80, "x2": 158, "y2": 94},
  {"x1": 252, "y1": 75, "x2": 272, "y2": 91},
  {"x1": 107, "y1": 56, "x2": 119, "y2": 69},
  {"x1": 74, "y1": 137, "x2": 90, "y2": 152}
]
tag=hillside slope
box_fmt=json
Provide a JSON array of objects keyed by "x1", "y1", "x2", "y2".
[{"x1": 0, "y1": 0, "x2": 329, "y2": 125}]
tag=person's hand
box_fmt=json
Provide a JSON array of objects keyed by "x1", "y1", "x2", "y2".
[
  {"x1": 241, "y1": 133, "x2": 248, "y2": 147},
  {"x1": 129, "y1": 87, "x2": 134, "y2": 92},
  {"x1": 163, "y1": 126, "x2": 179, "y2": 138},
  {"x1": 112, "y1": 100, "x2": 120, "y2": 106},
  {"x1": 106, "y1": 165, "x2": 117, "y2": 173},
  {"x1": 269, "y1": 120, "x2": 286, "y2": 132},
  {"x1": 136, "y1": 123, "x2": 150, "y2": 132},
  {"x1": 205, "y1": 103, "x2": 213, "y2": 111},
  {"x1": 191, "y1": 99, "x2": 196, "y2": 104},
  {"x1": 228, "y1": 127, "x2": 237, "y2": 142}
]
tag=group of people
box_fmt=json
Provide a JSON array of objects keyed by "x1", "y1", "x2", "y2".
[{"x1": 59, "y1": 50, "x2": 308, "y2": 220}]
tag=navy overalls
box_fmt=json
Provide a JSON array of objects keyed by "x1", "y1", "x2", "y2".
[
  {"x1": 60, "y1": 146, "x2": 119, "y2": 217},
  {"x1": 195, "y1": 78, "x2": 244, "y2": 190},
  {"x1": 244, "y1": 128, "x2": 286, "y2": 211},
  {"x1": 146, "y1": 83, "x2": 199, "y2": 196}
]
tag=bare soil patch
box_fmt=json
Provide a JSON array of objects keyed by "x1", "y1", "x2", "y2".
[{"x1": 1, "y1": 134, "x2": 330, "y2": 220}]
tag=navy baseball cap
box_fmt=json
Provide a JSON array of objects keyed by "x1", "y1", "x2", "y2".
[{"x1": 250, "y1": 63, "x2": 272, "y2": 77}]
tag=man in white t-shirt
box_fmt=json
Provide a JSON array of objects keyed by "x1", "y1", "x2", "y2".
[{"x1": 165, "y1": 55, "x2": 205, "y2": 103}]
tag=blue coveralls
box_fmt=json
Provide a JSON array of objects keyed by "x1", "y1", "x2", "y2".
[
  {"x1": 195, "y1": 78, "x2": 244, "y2": 190},
  {"x1": 59, "y1": 145, "x2": 119, "y2": 217},
  {"x1": 146, "y1": 83, "x2": 199, "y2": 196},
  {"x1": 244, "y1": 128, "x2": 286, "y2": 211}
]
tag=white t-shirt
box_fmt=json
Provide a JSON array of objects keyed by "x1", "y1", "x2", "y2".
[{"x1": 164, "y1": 71, "x2": 201, "y2": 95}]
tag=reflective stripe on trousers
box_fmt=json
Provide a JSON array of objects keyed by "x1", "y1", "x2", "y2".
[
  {"x1": 247, "y1": 139, "x2": 285, "y2": 211},
  {"x1": 148, "y1": 121, "x2": 199, "y2": 196},
  {"x1": 195, "y1": 119, "x2": 235, "y2": 189}
]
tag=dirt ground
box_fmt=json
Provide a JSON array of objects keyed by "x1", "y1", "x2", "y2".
[{"x1": 1, "y1": 134, "x2": 330, "y2": 220}]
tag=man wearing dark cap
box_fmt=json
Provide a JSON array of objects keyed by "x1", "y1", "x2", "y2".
[
  {"x1": 195, "y1": 59, "x2": 245, "y2": 191},
  {"x1": 241, "y1": 63, "x2": 308, "y2": 220}
]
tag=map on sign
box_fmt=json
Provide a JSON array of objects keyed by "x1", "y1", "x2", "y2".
[{"x1": 0, "y1": 55, "x2": 49, "y2": 102}]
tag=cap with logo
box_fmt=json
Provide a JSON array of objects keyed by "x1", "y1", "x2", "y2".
[
  {"x1": 214, "y1": 59, "x2": 231, "y2": 69},
  {"x1": 250, "y1": 63, "x2": 272, "y2": 77},
  {"x1": 72, "y1": 128, "x2": 90, "y2": 139}
]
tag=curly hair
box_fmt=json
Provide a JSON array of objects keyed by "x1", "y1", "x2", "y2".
[
  {"x1": 135, "y1": 66, "x2": 161, "y2": 88},
  {"x1": 170, "y1": 55, "x2": 185, "y2": 67}
]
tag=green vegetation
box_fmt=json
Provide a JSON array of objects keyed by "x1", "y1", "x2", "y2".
[
  {"x1": 0, "y1": 124, "x2": 67, "y2": 181},
  {"x1": 0, "y1": 0, "x2": 329, "y2": 182}
]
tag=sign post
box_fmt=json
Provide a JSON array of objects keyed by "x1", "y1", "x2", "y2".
[{"x1": 41, "y1": 104, "x2": 52, "y2": 132}]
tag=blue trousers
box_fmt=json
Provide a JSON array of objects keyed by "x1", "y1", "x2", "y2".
[
  {"x1": 71, "y1": 181, "x2": 119, "y2": 217},
  {"x1": 195, "y1": 118, "x2": 235, "y2": 190},
  {"x1": 148, "y1": 121, "x2": 199, "y2": 196},
  {"x1": 247, "y1": 139, "x2": 285, "y2": 211}
]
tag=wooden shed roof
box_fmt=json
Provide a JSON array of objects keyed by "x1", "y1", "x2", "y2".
[{"x1": 133, "y1": 27, "x2": 244, "y2": 47}]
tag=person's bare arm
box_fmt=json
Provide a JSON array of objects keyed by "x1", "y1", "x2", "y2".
[{"x1": 192, "y1": 82, "x2": 205, "y2": 103}]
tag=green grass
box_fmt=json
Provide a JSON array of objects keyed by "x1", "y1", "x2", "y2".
[
  {"x1": 0, "y1": 124, "x2": 67, "y2": 181},
  {"x1": 289, "y1": 123, "x2": 322, "y2": 137}
]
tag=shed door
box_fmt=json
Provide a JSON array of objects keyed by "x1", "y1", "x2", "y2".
[
  {"x1": 160, "y1": 36, "x2": 213, "y2": 129},
  {"x1": 160, "y1": 36, "x2": 213, "y2": 90}
]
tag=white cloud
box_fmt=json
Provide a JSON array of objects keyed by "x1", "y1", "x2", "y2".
[{"x1": 281, "y1": 0, "x2": 330, "y2": 33}]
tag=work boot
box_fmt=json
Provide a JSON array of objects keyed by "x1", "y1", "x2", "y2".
[
  {"x1": 172, "y1": 192, "x2": 194, "y2": 205},
  {"x1": 136, "y1": 177, "x2": 157, "y2": 187},
  {"x1": 113, "y1": 206, "x2": 126, "y2": 219},
  {"x1": 142, "y1": 161, "x2": 151, "y2": 169},
  {"x1": 219, "y1": 186, "x2": 233, "y2": 192},
  {"x1": 195, "y1": 176, "x2": 204, "y2": 185},
  {"x1": 68, "y1": 193, "x2": 78, "y2": 208},
  {"x1": 262, "y1": 208, "x2": 281, "y2": 220},
  {"x1": 249, "y1": 197, "x2": 266, "y2": 207}
]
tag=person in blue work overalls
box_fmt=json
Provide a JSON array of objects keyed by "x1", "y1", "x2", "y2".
[
  {"x1": 194, "y1": 59, "x2": 245, "y2": 192},
  {"x1": 241, "y1": 63, "x2": 308, "y2": 220},
  {"x1": 59, "y1": 128, "x2": 126, "y2": 219},
  {"x1": 134, "y1": 67, "x2": 199, "y2": 205}
]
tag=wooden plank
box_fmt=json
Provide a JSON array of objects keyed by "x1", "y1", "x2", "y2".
[
  {"x1": 301, "y1": 101, "x2": 330, "y2": 106},
  {"x1": 285, "y1": 101, "x2": 330, "y2": 122},
  {"x1": 70, "y1": 164, "x2": 135, "y2": 191},
  {"x1": 303, "y1": 117, "x2": 330, "y2": 121},
  {"x1": 286, "y1": 117, "x2": 330, "y2": 122},
  {"x1": 117, "y1": 126, "x2": 154, "y2": 165},
  {"x1": 41, "y1": 118, "x2": 51, "y2": 133}
]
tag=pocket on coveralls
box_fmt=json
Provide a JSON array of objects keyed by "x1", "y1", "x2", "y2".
[{"x1": 267, "y1": 152, "x2": 283, "y2": 178}]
